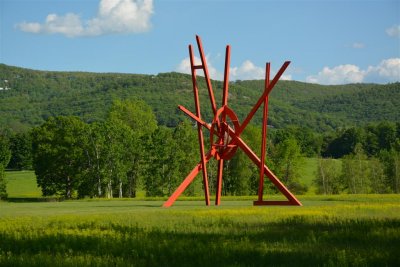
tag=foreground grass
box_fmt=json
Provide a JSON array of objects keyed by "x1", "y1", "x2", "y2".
[{"x1": 0, "y1": 195, "x2": 399, "y2": 266}]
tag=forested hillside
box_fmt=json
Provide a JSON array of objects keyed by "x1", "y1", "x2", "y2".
[{"x1": 0, "y1": 64, "x2": 399, "y2": 132}]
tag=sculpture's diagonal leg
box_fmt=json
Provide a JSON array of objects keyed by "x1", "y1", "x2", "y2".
[
  {"x1": 226, "y1": 127, "x2": 302, "y2": 206},
  {"x1": 237, "y1": 61, "x2": 290, "y2": 135},
  {"x1": 163, "y1": 150, "x2": 215, "y2": 207}
]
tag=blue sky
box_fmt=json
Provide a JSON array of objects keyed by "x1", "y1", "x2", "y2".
[{"x1": 0, "y1": 0, "x2": 399, "y2": 84}]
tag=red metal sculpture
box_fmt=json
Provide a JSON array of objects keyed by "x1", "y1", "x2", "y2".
[{"x1": 163, "y1": 35, "x2": 302, "y2": 207}]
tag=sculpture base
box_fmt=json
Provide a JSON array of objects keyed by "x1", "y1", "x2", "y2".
[{"x1": 253, "y1": 200, "x2": 302, "y2": 206}]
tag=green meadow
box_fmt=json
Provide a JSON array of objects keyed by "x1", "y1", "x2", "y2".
[
  {"x1": 1, "y1": 170, "x2": 400, "y2": 266},
  {"x1": 1, "y1": 195, "x2": 399, "y2": 266},
  {"x1": 4, "y1": 171, "x2": 41, "y2": 198}
]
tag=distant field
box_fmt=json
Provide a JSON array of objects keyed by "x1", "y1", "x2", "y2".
[
  {"x1": 0, "y1": 195, "x2": 399, "y2": 266},
  {"x1": 299, "y1": 157, "x2": 317, "y2": 193},
  {"x1": 5, "y1": 171, "x2": 42, "y2": 198}
]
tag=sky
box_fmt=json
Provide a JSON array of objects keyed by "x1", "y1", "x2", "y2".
[{"x1": 0, "y1": 0, "x2": 399, "y2": 85}]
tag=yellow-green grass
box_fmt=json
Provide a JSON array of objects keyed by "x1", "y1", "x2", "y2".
[
  {"x1": 5, "y1": 171, "x2": 42, "y2": 198},
  {"x1": 0, "y1": 195, "x2": 399, "y2": 266}
]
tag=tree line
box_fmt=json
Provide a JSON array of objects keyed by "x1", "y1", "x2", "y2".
[
  {"x1": 315, "y1": 145, "x2": 399, "y2": 194},
  {"x1": 0, "y1": 98, "x2": 399, "y2": 199},
  {"x1": 0, "y1": 99, "x2": 307, "y2": 199}
]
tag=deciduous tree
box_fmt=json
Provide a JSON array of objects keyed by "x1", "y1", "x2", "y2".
[
  {"x1": 0, "y1": 134, "x2": 11, "y2": 199},
  {"x1": 32, "y1": 116, "x2": 88, "y2": 198}
]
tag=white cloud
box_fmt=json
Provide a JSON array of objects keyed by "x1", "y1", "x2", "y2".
[
  {"x1": 367, "y1": 58, "x2": 400, "y2": 81},
  {"x1": 386, "y1": 24, "x2": 400, "y2": 37},
  {"x1": 281, "y1": 74, "x2": 292, "y2": 81},
  {"x1": 17, "y1": 22, "x2": 42, "y2": 33},
  {"x1": 17, "y1": 0, "x2": 153, "y2": 37},
  {"x1": 176, "y1": 56, "x2": 222, "y2": 80},
  {"x1": 352, "y1": 42, "x2": 365, "y2": 49},
  {"x1": 176, "y1": 58, "x2": 293, "y2": 82},
  {"x1": 306, "y1": 58, "x2": 400, "y2": 85},
  {"x1": 306, "y1": 65, "x2": 365, "y2": 85},
  {"x1": 230, "y1": 60, "x2": 264, "y2": 80}
]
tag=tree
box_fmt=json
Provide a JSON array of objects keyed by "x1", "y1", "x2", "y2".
[
  {"x1": 270, "y1": 137, "x2": 307, "y2": 194},
  {"x1": 379, "y1": 149, "x2": 400, "y2": 193},
  {"x1": 273, "y1": 126, "x2": 322, "y2": 157},
  {"x1": 0, "y1": 134, "x2": 11, "y2": 199},
  {"x1": 314, "y1": 158, "x2": 341, "y2": 194},
  {"x1": 108, "y1": 98, "x2": 157, "y2": 138},
  {"x1": 323, "y1": 127, "x2": 363, "y2": 158},
  {"x1": 224, "y1": 151, "x2": 252, "y2": 196},
  {"x1": 340, "y1": 144, "x2": 369, "y2": 194},
  {"x1": 172, "y1": 120, "x2": 198, "y2": 196},
  {"x1": 82, "y1": 121, "x2": 108, "y2": 198},
  {"x1": 108, "y1": 99, "x2": 157, "y2": 197},
  {"x1": 144, "y1": 126, "x2": 175, "y2": 197},
  {"x1": 8, "y1": 132, "x2": 33, "y2": 170},
  {"x1": 81, "y1": 119, "x2": 136, "y2": 199},
  {"x1": 363, "y1": 122, "x2": 397, "y2": 156},
  {"x1": 100, "y1": 119, "x2": 134, "y2": 198},
  {"x1": 32, "y1": 116, "x2": 88, "y2": 198},
  {"x1": 368, "y1": 157, "x2": 389, "y2": 193},
  {"x1": 223, "y1": 124, "x2": 262, "y2": 196}
]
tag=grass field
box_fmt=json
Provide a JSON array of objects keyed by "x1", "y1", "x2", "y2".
[
  {"x1": 4, "y1": 171, "x2": 41, "y2": 198},
  {"x1": 2, "y1": 168, "x2": 399, "y2": 266},
  {"x1": 1, "y1": 195, "x2": 399, "y2": 266}
]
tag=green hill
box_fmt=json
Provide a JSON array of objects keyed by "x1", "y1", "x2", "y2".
[{"x1": 0, "y1": 64, "x2": 399, "y2": 132}]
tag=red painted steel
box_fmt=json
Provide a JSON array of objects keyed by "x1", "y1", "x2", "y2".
[
  {"x1": 163, "y1": 151, "x2": 215, "y2": 207},
  {"x1": 257, "y1": 63, "x2": 270, "y2": 202},
  {"x1": 196, "y1": 35, "x2": 218, "y2": 116},
  {"x1": 237, "y1": 61, "x2": 290, "y2": 136},
  {"x1": 163, "y1": 35, "x2": 302, "y2": 207},
  {"x1": 226, "y1": 127, "x2": 302, "y2": 206},
  {"x1": 189, "y1": 44, "x2": 210, "y2": 206}
]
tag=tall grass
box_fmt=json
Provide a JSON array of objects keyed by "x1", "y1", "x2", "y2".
[{"x1": 0, "y1": 196, "x2": 399, "y2": 266}]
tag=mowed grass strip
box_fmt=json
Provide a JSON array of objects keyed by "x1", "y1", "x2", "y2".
[{"x1": 0, "y1": 195, "x2": 399, "y2": 266}]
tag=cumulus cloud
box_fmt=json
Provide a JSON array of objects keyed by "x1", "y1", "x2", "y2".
[
  {"x1": 17, "y1": 0, "x2": 153, "y2": 37},
  {"x1": 306, "y1": 65, "x2": 365, "y2": 84},
  {"x1": 230, "y1": 60, "x2": 264, "y2": 80},
  {"x1": 176, "y1": 58, "x2": 293, "y2": 82},
  {"x1": 176, "y1": 56, "x2": 222, "y2": 80},
  {"x1": 367, "y1": 58, "x2": 400, "y2": 81},
  {"x1": 386, "y1": 24, "x2": 400, "y2": 37},
  {"x1": 306, "y1": 58, "x2": 400, "y2": 85}
]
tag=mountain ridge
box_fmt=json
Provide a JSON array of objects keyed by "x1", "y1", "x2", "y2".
[{"x1": 0, "y1": 64, "x2": 399, "y2": 132}]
